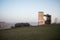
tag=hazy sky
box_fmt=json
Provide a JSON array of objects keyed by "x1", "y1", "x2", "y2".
[{"x1": 0, "y1": 0, "x2": 60, "y2": 23}]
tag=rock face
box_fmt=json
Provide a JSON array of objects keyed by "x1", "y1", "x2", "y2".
[{"x1": 0, "y1": 22, "x2": 11, "y2": 29}]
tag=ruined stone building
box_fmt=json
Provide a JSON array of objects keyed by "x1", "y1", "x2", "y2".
[{"x1": 38, "y1": 11, "x2": 51, "y2": 25}]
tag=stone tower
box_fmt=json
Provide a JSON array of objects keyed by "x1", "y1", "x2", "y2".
[
  {"x1": 45, "y1": 14, "x2": 51, "y2": 24},
  {"x1": 38, "y1": 11, "x2": 45, "y2": 25}
]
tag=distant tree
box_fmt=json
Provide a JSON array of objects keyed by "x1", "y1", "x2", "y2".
[
  {"x1": 54, "y1": 18, "x2": 58, "y2": 24},
  {"x1": 15, "y1": 23, "x2": 30, "y2": 27},
  {"x1": 25, "y1": 23, "x2": 30, "y2": 26}
]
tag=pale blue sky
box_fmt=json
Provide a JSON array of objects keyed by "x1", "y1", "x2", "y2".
[{"x1": 0, "y1": 0, "x2": 60, "y2": 23}]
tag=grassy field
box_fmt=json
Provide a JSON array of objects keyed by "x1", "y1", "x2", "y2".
[{"x1": 0, "y1": 25, "x2": 60, "y2": 40}]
